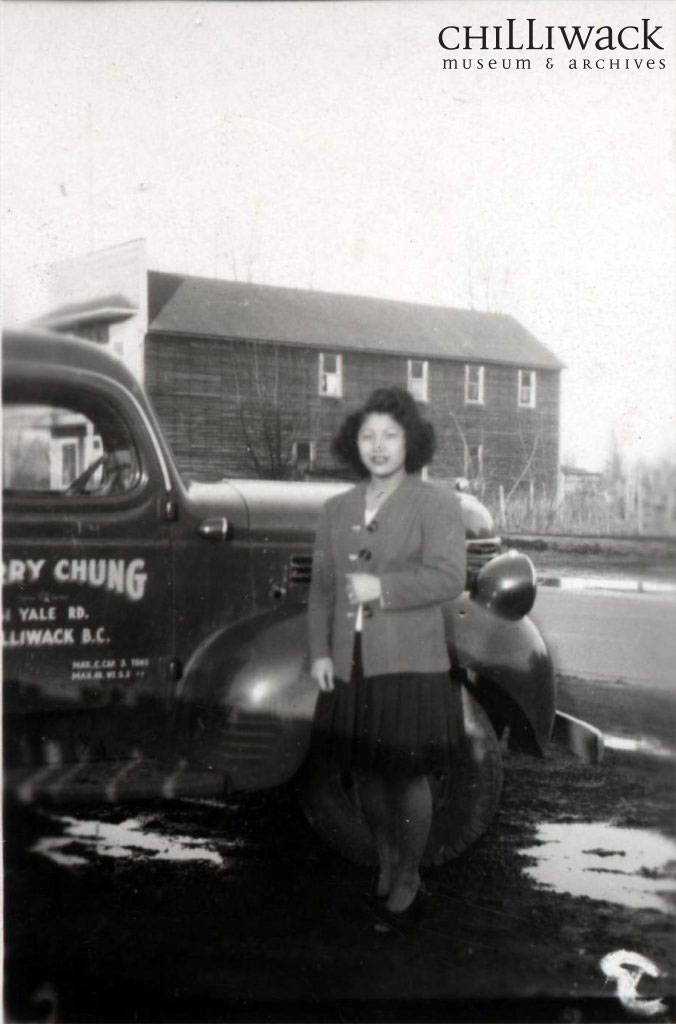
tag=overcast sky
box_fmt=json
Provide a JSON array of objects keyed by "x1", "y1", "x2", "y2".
[{"x1": 2, "y1": 0, "x2": 674, "y2": 470}]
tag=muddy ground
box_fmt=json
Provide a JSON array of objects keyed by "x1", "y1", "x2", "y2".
[{"x1": 4, "y1": 675, "x2": 676, "y2": 1024}]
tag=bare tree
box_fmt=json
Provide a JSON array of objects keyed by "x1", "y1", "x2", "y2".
[
  {"x1": 442, "y1": 405, "x2": 487, "y2": 497},
  {"x1": 505, "y1": 429, "x2": 541, "y2": 504},
  {"x1": 442, "y1": 389, "x2": 559, "y2": 529},
  {"x1": 231, "y1": 340, "x2": 312, "y2": 480}
]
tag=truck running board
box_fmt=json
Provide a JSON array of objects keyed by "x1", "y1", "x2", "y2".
[
  {"x1": 5, "y1": 758, "x2": 228, "y2": 805},
  {"x1": 552, "y1": 711, "x2": 605, "y2": 764}
]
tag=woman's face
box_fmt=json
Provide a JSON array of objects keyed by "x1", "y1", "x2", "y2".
[{"x1": 357, "y1": 413, "x2": 407, "y2": 481}]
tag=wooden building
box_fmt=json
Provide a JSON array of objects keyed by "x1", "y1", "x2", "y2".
[
  {"x1": 34, "y1": 243, "x2": 564, "y2": 497},
  {"x1": 144, "y1": 272, "x2": 563, "y2": 498}
]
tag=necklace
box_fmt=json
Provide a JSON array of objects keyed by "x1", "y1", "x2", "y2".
[{"x1": 366, "y1": 483, "x2": 389, "y2": 508}]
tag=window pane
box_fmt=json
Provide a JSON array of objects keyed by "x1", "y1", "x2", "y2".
[
  {"x1": 409, "y1": 378, "x2": 426, "y2": 401},
  {"x1": 3, "y1": 399, "x2": 141, "y2": 497},
  {"x1": 61, "y1": 442, "x2": 79, "y2": 487},
  {"x1": 518, "y1": 370, "x2": 535, "y2": 406},
  {"x1": 465, "y1": 365, "x2": 484, "y2": 403},
  {"x1": 408, "y1": 361, "x2": 427, "y2": 401},
  {"x1": 2, "y1": 405, "x2": 53, "y2": 490},
  {"x1": 319, "y1": 353, "x2": 341, "y2": 396}
]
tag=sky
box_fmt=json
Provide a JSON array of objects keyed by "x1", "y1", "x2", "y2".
[{"x1": 2, "y1": 0, "x2": 675, "y2": 471}]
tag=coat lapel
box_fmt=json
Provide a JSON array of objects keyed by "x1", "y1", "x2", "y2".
[{"x1": 370, "y1": 474, "x2": 419, "y2": 530}]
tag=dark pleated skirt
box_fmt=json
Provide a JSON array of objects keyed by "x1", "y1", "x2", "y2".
[{"x1": 312, "y1": 636, "x2": 465, "y2": 777}]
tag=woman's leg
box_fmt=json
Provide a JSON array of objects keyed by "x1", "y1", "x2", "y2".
[
  {"x1": 356, "y1": 771, "x2": 398, "y2": 898},
  {"x1": 386, "y1": 773, "x2": 433, "y2": 913}
]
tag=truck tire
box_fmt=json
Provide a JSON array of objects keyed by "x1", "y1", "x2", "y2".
[{"x1": 297, "y1": 685, "x2": 503, "y2": 866}]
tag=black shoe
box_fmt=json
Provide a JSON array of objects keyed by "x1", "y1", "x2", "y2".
[
  {"x1": 373, "y1": 888, "x2": 427, "y2": 933},
  {"x1": 362, "y1": 883, "x2": 388, "y2": 913}
]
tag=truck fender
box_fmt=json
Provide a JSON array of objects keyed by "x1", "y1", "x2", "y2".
[
  {"x1": 174, "y1": 608, "x2": 317, "y2": 792},
  {"x1": 444, "y1": 593, "x2": 555, "y2": 755}
]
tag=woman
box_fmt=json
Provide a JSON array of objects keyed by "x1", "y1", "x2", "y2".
[{"x1": 308, "y1": 387, "x2": 467, "y2": 931}]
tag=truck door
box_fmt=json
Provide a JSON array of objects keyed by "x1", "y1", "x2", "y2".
[{"x1": 2, "y1": 369, "x2": 174, "y2": 765}]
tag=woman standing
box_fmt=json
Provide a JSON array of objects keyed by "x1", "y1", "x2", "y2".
[{"x1": 308, "y1": 387, "x2": 467, "y2": 931}]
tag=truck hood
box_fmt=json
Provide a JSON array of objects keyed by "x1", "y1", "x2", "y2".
[{"x1": 187, "y1": 478, "x2": 496, "y2": 541}]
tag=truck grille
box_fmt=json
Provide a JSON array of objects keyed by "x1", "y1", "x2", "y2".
[
  {"x1": 217, "y1": 711, "x2": 281, "y2": 757},
  {"x1": 288, "y1": 554, "x2": 314, "y2": 585},
  {"x1": 466, "y1": 538, "x2": 502, "y2": 584}
]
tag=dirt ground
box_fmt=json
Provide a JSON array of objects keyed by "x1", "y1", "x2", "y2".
[{"x1": 4, "y1": 694, "x2": 675, "y2": 1024}]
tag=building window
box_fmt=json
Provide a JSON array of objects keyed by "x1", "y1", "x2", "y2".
[
  {"x1": 55, "y1": 438, "x2": 80, "y2": 489},
  {"x1": 292, "y1": 439, "x2": 315, "y2": 466},
  {"x1": 518, "y1": 369, "x2": 537, "y2": 408},
  {"x1": 465, "y1": 364, "x2": 485, "y2": 405},
  {"x1": 319, "y1": 352, "x2": 343, "y2": 397},
  {"x1": 407, "y1": 359, "x2": 428, "y2": 402}
]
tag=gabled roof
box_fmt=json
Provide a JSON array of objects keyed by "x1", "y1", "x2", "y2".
[{"x1": 147, "y1": 271, "x2": 564, "y2": 370}]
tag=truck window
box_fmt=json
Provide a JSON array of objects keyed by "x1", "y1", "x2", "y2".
[{"x1": 3, "y1": 394, "x2": 141, "y2": 498}]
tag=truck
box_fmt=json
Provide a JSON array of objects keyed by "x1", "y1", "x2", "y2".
[{"x1": 2, "y1": 327, "x2": 597, "y2": 866}]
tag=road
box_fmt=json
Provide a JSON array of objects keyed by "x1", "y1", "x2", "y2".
[{"x1": 531, "y1": 587, "x2": 676, "y2": 688}]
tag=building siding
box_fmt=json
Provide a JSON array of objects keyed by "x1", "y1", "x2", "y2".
[{"x1": 145, "y1": 333, "x2": 560, "y2": 496}]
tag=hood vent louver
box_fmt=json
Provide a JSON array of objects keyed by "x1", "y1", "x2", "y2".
[
  {"x1": 288, "y1": 553, "x2": 314, "y2": 585},
  {"x1": 466, "y1": 537, "x2": 502, "y2": 585}
]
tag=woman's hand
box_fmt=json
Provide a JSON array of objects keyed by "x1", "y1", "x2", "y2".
[
  {"x1": 345, "y1": 573, "x2": 382, "y2": 604},
  {"x1": 311, "y1": 656, "x2": 335, "y2": 692}
]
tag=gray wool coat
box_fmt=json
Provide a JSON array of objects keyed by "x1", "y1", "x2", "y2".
[{"x1": 308, "y1": 475, "x2": 466, "y2": 680}]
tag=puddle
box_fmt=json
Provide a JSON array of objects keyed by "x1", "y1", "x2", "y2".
[
  {"x1": 538, "y1": 575, "x2": 676, "y2": 596},
  {"x1": 178, "y1": 796, "x2": 234, "y2": 809},
  {"x1": 30, "y1": 813, "x2": 226, "y2": 869},
  {"x1": 521, "y1": 822, "x2": 676, "y2": 914}
]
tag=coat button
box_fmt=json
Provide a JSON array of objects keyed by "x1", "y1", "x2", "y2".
[
  {"x1": 363, "y1": 605, "x2": 374, "y2": 619},
  {"x1": 358, "y1": 548, "x2": 372, "y2": 561},
  {"x1": 366, "y1": 520, "x2": 378, "y2": 533}
]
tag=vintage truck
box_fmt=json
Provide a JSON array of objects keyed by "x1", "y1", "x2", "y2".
[{"x1": 2, "y1": 327, "x2": 596, "y2": 866}]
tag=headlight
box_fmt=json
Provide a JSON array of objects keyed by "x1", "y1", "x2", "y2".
[{"x1": 470, "y1": 551, "x2": 536, "y2": 620}]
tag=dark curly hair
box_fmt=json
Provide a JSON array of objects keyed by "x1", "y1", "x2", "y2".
[{"x1": 331, "y1": 387, "x2": 436, "y2": 477}]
